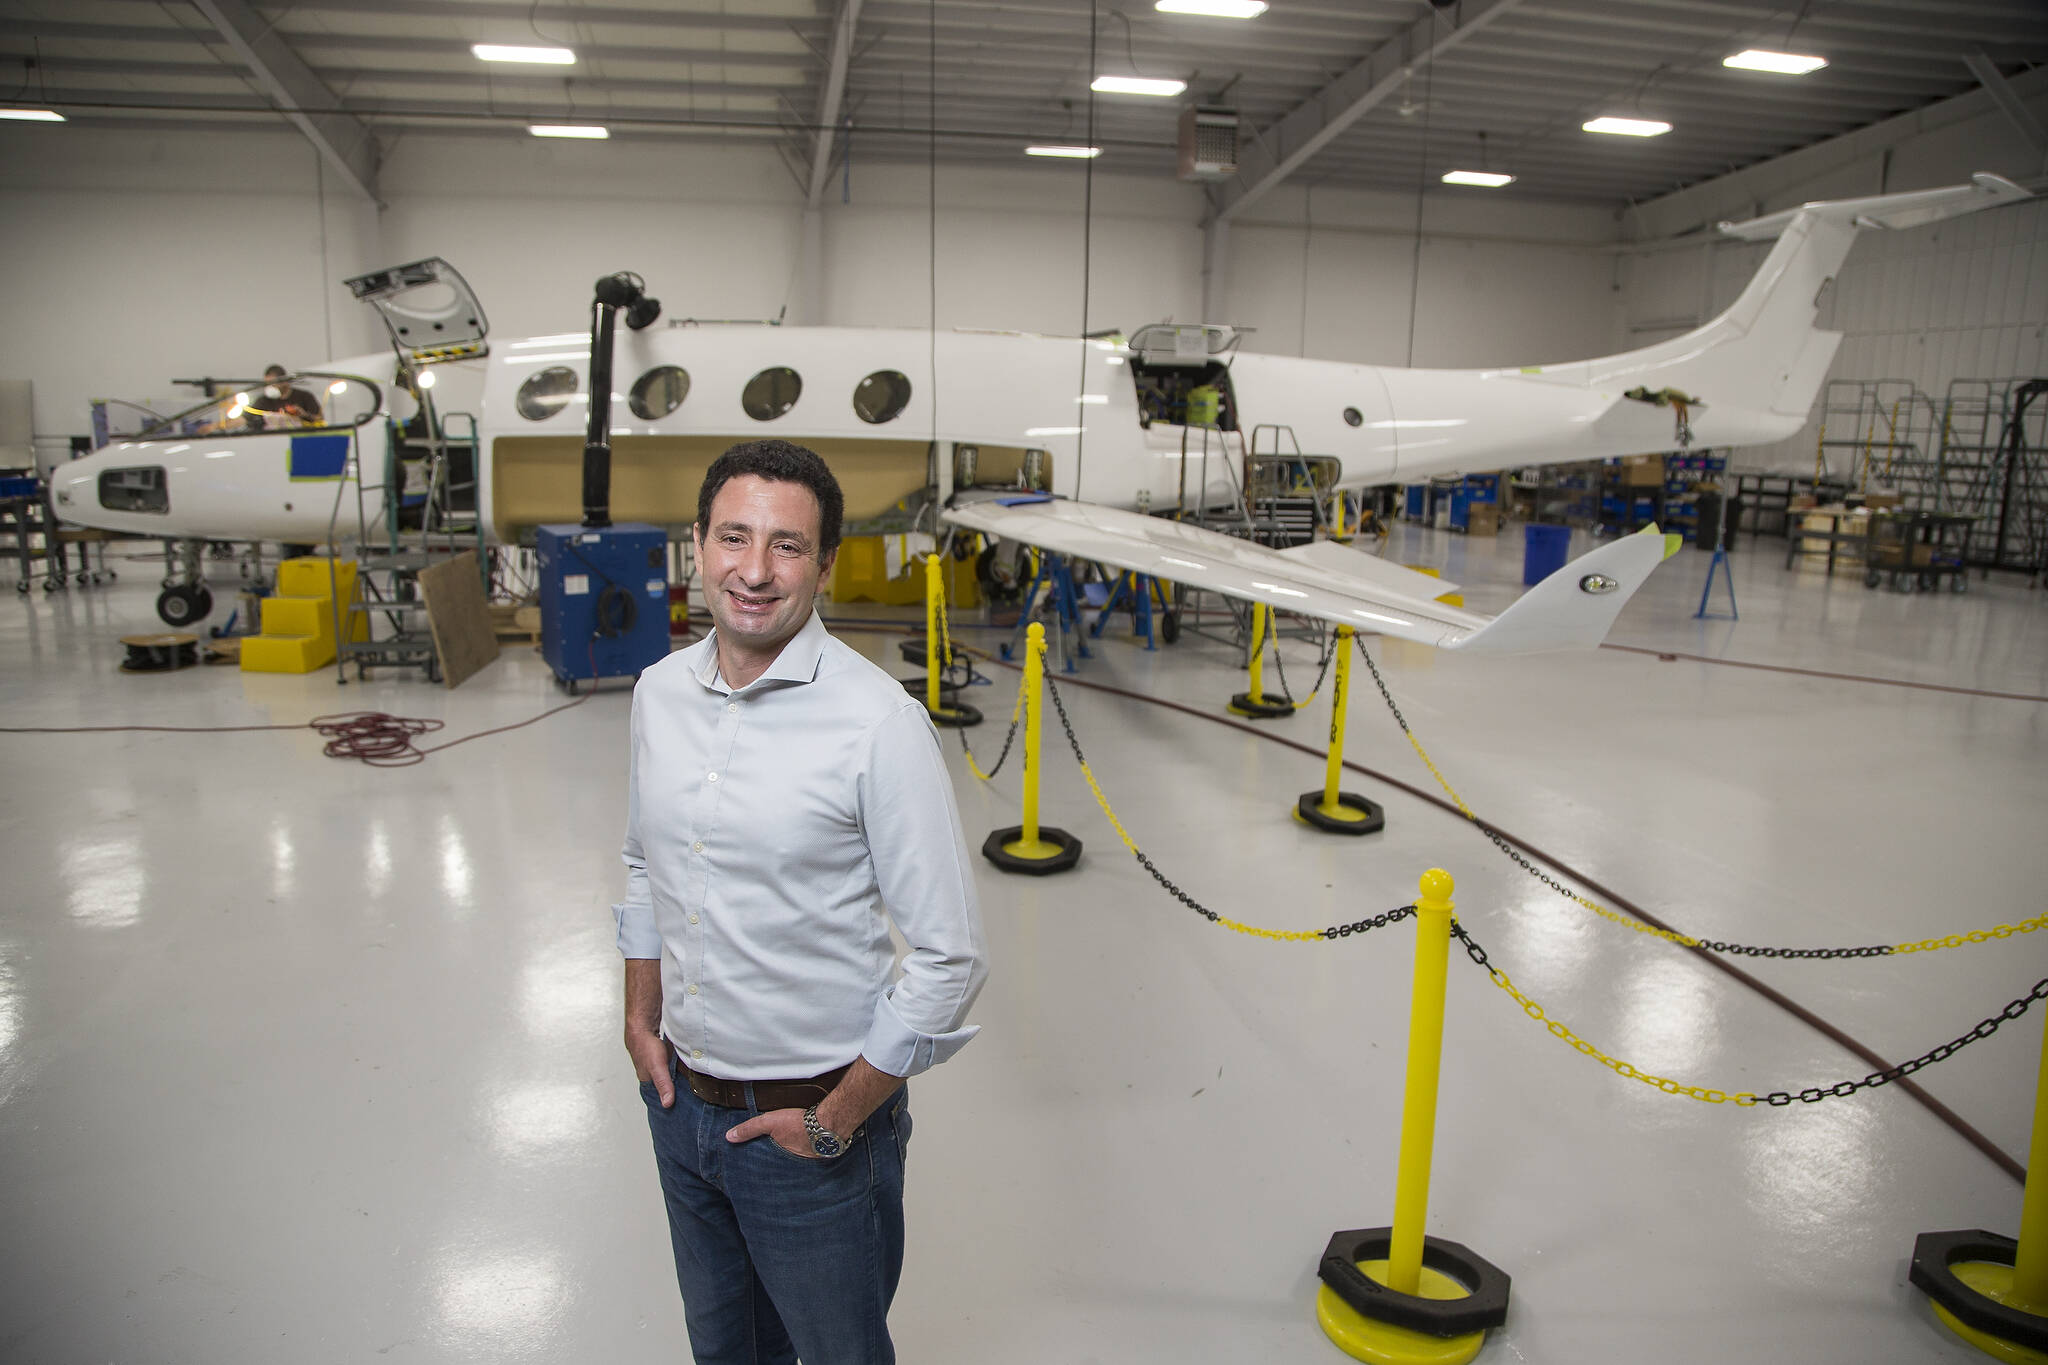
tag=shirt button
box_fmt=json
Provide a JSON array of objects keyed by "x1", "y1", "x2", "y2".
[
  {"x1": 687, "y1": 983, "x2": 699, "y2": 995},
  {"x1": 727, "y1": 703, "x2": 738, "y2": 713},
  {"x1": 688, "y1": 913, "x2": 699, "y2": 925},
  {"x1": 706, "y1": 772, "x2": 718, "y2": 783},
  {"x1": 692, "y1": 1049, "x2": 704, "y2": 1060},
  {"x1": 692, "y1": 841, "x2": 704, "y2": 853}
]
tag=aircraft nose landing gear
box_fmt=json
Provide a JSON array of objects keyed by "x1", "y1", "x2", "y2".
[{"x1": 155, "y1": 583, "x2": 214, "y2": 626}]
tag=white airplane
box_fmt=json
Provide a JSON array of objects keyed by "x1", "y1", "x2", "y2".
[{"x1": 52, "y1": 173, "x2": 2028, "y2": 648}]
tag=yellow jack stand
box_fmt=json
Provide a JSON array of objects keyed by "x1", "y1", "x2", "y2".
[
  {"x1": 1295, "y1": 625, "x2": 1385, "y2": 835},
  {"x1": 981, "y1": 623, "x2": 1081, "y2": 875},
  {"x1": 1910, "y1": 992, "x2": 2048, "y2": 1361},
  {"x1": 1317, "y1": 870, "x2": 1509, "y2": 1363},
  {"x1": 1228, "y1": 601, "x2": 1295, "y2": 719}
]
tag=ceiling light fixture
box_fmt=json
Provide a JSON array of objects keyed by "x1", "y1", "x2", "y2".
[
  {"x1": 1026, "y1": 144, "x2": 1103, "y2": 158},
  {"x1": 1442, "y1": 170, "x2": 1514, "y2": 187},
  {"x1": 1155, "y1": 0, "x2": 1268, "y2": 17},
  {"x1": 1583, "y1": 116, "x2": 1671, "y2": 137},
  {"x1": 0, "y1": 108, "x2": 66, "y2": 122},
  {"x1": 1723, "y1": 49, "x2": 1827, "y2": 75},
  {"x1": 529, "y1": 124, "x2": 610, "y2": 139},
  {"x1": 474, "y1": 43, "x2": 576, "y2": 64},
  {"x1": 1091, "y1": 75, "x2": 1187, "y2": 97}
]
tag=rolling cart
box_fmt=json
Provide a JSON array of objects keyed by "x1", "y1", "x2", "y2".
[{"x1": 1864, "y1": 511, "x2": 1974, "y2": 594}]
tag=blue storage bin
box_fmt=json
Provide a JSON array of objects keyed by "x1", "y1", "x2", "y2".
[
  {"x1": 1523, "y1": 524, "x2": 1571, "y2": 585},
  {"x1": 1404, "y1": 485, "x2": 1426, "y2": 520}
]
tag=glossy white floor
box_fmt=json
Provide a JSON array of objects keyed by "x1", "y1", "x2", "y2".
[{"x1": 2, "y1": 524, "x2": 2044, "y2": 1365}]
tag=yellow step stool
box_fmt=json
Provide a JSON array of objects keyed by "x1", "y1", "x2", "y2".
[{"x1": 241, "y1": 557, "x2": 365, "y2": 674}]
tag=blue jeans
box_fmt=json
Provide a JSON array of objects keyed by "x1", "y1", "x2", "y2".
[{"x1": 642, "y1": 1052, "x2": 909, "y2": 1365}]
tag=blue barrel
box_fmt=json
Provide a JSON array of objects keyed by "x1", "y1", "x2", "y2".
[
  {"x1": 1404, "y1": 484, "x2": 1426, "y2": 520},
  {"x1": 1523, "y1": 524, "x2": 1571, "y2": 585}
]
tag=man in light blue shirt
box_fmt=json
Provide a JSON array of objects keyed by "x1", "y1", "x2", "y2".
[{"x1": 617, "y1": 438, "x2": 987, "y2": 1365}]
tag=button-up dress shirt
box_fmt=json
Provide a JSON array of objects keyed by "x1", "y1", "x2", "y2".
[{"x1": 615, "y1": 612, "x2": 988, "y2": 1080}]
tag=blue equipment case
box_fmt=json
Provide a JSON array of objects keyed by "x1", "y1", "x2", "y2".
[{"x1": 536, "y1": 522, "x2": 671, "y2": 689}]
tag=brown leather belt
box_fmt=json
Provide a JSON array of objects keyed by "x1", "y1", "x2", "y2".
[{"x1": 675, "y1": 1051, "x2": 850, "y2": 1112}]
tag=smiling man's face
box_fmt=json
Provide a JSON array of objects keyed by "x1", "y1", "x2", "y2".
[{"x1": 692, "y1": 473, "x2": 835, "y2": 679}]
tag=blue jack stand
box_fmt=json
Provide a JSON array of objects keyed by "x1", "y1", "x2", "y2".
[
  {"x1": 1088, "y1": 570, "x2": 1162, "y2": 650},
  {"x1": 1695, "y1": 547, "x2": 1737, "y2": 620},
  {"x1": 1001, "y1": 552, "x2": 1089, "y2": 672}
]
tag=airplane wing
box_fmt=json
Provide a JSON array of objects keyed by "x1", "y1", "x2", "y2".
[{"x1": 941, "y1": 498, "x2": 1674, "y2": 653}]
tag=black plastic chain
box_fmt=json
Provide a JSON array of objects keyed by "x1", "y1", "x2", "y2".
[
  {"x1": 1043, "y1": 673, "x2": 1415, "y2": 942},
  {"x1": 1450, "y1": 918, "x2": 2048, "y2": 1106},
  {"x1": 957, "y1": 710, "x2": 1022, "y2": 781},
  {"x1": 1264, "y1": 618, "x2": 1335, "y2": 709},
  {"x1": 1352, "y1": 640, "x2": 1899, "y2": 961}
]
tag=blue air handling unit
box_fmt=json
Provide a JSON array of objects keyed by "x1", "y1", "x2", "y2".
[
  {"x1": 537, "y1": 268, "x2": 670, "y2": 692},
  {"x1": 538, "y1": 524, "x2": 669, "y2": 690}
]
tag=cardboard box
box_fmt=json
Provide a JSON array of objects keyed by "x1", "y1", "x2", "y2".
[
  {"x1": 1464, "y1": 503, "x2": 1500, "y2": 536},
  {"x1": 1621, "y1": 455, "x2": 1664, "y2": 487},
  {"x1": 1862, "y1": 492, "x2": 1902, "y2": 509}
]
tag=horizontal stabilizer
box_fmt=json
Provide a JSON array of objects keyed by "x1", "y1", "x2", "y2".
[{"x1": 1718, "y1": 173, "x2": 2029, "y2": 241}]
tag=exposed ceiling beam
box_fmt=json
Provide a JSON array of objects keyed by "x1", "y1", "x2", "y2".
[
  {"x1": 806, "y1": 0, "x2": 863, "y2": 209},
  {"x1": 93, "y1": 0, "x2": 820, "y2": 38},
  {"x1": 1212, "y1": 0, "x2": 1527, "y2": 224},
  {"x1": 188, "y1": 0, "x2": 381, "y2": 205},
  {"x1": 1962, "y1": 51, "x2": 2048, "y2": 169}
]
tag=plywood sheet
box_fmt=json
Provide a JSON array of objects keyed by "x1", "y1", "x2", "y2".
[{"x1": 418, "y1": 551, "x2": 500, "y2": 689}]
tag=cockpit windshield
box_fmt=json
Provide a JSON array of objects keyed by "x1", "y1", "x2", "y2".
[{"x1": 137, "y1": 371, "x2": 382, "y2": 439}]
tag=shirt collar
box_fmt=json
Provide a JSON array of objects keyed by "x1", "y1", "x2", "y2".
[{"x1": 692, "y1": 611, "x2": 829, "y2": 693}]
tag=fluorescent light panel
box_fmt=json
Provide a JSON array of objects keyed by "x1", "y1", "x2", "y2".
[
  {"x1": 529, "y1": 124, "x2": 609, "y2": 139},
  {"x1": 1026, "y1": 144, "x2": 1102, "y2": 158},
  {"x1": 1442, "y1": 169, "x2": 1514, "y2": 187},
  {"x1": 1091, "y1": 75, "x2": 1187, "y2": 97},
  {"x1": 1155, "y1": 0, "x2": 1268, "y2": 16},
  {"x1": 1583, "y1": 116, "x2": 1671, "y2": 137},
  {"x1": 1724, "y1": 49, "x2": 1827, "y2": 74},
  {"x1": 0, "y1": 108, "x2": 65, "y2": 122},
  {"x1": 474, "y1": 43, "x2": 576, "y2": 64}
]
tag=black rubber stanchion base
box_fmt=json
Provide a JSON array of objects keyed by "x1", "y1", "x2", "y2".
[
  {"x1": 1296, "y1": 791, "x2": 1386, "y2": 835},
  {"x1": 981, "y1": 825, "x2": 1081, "y2": 875},
  {"x1": 1910, "y1": 1229, "x2": 2048, "y2": 1354},
  {"x1": 1318, "y1": 1228, "x2": 1511, "y2": 1337},
  {"x1": 929, "y1": 701, "x2": 983, "y2": 729},
  {"x1": 900, "y1": 675, "x2": 959, "y2": 701},
  {"x1": 1228, "y1": 691, "x2": 1295, "y2": 719}
]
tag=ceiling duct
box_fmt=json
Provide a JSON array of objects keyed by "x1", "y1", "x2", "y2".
[{"x1": 1178, "y1": 105, "x2": 1239, "y2": 182}]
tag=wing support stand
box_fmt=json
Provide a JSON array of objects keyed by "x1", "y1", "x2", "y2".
[{"x1": 1000, "y1": 551, "x2": 1088, "y2": 673}]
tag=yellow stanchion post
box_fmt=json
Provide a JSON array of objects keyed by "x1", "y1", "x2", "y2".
[
  {"x1": 1230, "y1": 600, "x2": 1293, "y2": 718},
  {"x1": 980, "y1": 622, "x2": 1080, "y2": 875},
  {"x1": 911, "y1": 553, "x2": 981, "y2": 728},
  {"x1": 1316, "y1": 869, "x2": 1509, "y2": 1364},
  {"x1": 1911, "y1": 998, "x2": 2048, "y2": 1360},
  {"x1": 1295, "y1": 625, "x2": 1384, "y2": 835}
]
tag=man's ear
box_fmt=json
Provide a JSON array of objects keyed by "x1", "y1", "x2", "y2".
[
  {"x1": 816, "y1": 546, "x2": 837, "y2": 578},
  {"x1": 690, "y1": 523, "x2": 703, "y2": 563}
]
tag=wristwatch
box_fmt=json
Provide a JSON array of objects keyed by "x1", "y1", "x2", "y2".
[{"x1": 802, "y1": 1105, "x2": 847, "y2": 1158}]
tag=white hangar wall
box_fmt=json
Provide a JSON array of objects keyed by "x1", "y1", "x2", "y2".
[
  {"x1": 0, "y1": 123, "x2": 1622, "y2": 455},
  {"x1": 1618, "y1": 67, "x2": 2048, "y2": 474}
]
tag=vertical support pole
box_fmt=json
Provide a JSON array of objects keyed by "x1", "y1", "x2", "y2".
[
  {"x1": 1019, "y1": 621, "x2": 1045, "y2": 847},
  {"x1": 1321, "y1": 625, "x2": 1353, "y2": 809},
  {"x1": 924, "y1": 551, "x2": 944, "y2": 714},
  {"x1": 1246, "y1": 601, "x2": 1269, "y2": 701},
  {"x1": 2014, "y1": 1002, "x2": 2048, "y2": 1312},
  {"x1": 1388, "y1": 868, "x2": 1456, "y2": 1297}
]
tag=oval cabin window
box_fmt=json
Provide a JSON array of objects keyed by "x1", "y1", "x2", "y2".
[
  {"x1": 852, "y1": 370, "x2": 912, "y2": 424},
  {"x1": 629, "y1": 366, "x2": 691, "y2": 420},
  {"x1": 516, "y1": 366, "x2": 580, "y2": 421},
  {"x1": 1342, "y1": 407, "x2": 1363, "y2": 428},
  {"x1": 742, "y1": 367, "x2": 803, "y2": 421}
]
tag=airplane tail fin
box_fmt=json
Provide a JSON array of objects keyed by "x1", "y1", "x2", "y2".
[
  {"x1": 1582, "y1": 174, "x2": 2029, "y2": 430},
  {"x1": 1446, "y1": 525, "x2": 1675, "y2": 654}
]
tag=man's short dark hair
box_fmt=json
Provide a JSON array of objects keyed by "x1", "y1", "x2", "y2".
[
  {"x1": 697, "y1": 439, "x2": 845, "y2": 559},
  {"x1": 263, "y1": 364, "x2": 288, "y2": 380}
]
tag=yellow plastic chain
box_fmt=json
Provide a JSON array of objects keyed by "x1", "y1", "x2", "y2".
[{"x1": 1464, "y1": 937, "x2": 1756, "y2": 1106}]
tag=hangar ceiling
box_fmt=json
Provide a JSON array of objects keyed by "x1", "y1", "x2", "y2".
[{"x1": 1, "y1": 0, "x2": 2043, "y2": 208}]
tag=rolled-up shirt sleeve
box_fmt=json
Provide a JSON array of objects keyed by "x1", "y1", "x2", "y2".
[
  {"x1": 856, "y1": 704, "x2": 988, "y2": 1077},
  {"x1": 614, "y1": 689, "x2": 662, "y2": 960}
]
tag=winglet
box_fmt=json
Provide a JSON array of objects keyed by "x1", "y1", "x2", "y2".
[{"x1": 1445, "y1": 526, "x2": 1670, "y2": 654}]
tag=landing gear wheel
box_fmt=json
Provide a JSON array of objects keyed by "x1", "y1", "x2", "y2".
[
  {"x1": 155, "y1": 584, "x2": 213, "y2": 626},
  {"x1": 1160, "y1": 608, "x2": 1181, "y2": 644}
]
